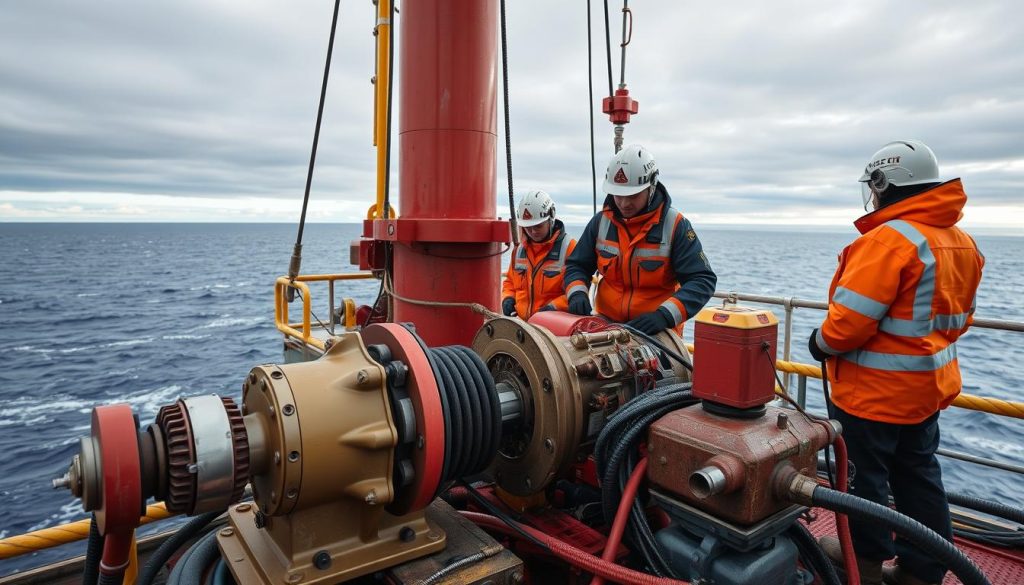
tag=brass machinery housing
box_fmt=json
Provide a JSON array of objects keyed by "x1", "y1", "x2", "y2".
[{"x1": 473, "y1": 316, "x2": 692, "y2": 497}]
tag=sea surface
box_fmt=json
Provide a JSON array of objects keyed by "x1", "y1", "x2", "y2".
[{"x1": 1, "y1": 222, "x2": 1021, "y2": 576}]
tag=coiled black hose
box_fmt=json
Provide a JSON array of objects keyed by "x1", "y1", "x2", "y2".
[
  {"x1": 594, "y1": 382, "x2": 696, "y2": 578},
  {"x1": 811, "y1": 485, "x2": 990, "y2": 585},
  {"x1": 98, "y1": 571, "x2": 126, "y2": 585},
  {"x1": 787, "y1": 522, "x2": 842, "y2": 585},
  {"x1": 427, "y1": 345, "x2": 502, "y2": 487},
  {"x1": 138, "y1": 511, "x2": 221, "y2": 585},
  {"x1": 82, "y1": 514, "x2": 103, "y2": 585},
  {"x1": 167, "y1": 529, "x2": 221, "y2": 585}
]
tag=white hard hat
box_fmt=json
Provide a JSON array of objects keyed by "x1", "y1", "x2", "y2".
[
  {"x1": 516, "y1": 190, "x2": 556, "y2": 227},
  {"x1": 859, "y1": 140, "x2": 940, "y2": 210},
  {"x1": 603, "y1": 144, "x2": 659, "y2": 197}
]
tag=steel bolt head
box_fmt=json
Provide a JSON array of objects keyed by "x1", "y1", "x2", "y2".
[
  {"x1": 313, "y1": 550, "x2": 332, "y2": 570},
  {"x1": 399, "y1": 526, "x2": 416, "y2": 542}
]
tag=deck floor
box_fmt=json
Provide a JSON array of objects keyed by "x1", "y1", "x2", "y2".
[{"x1": 804, "y1": 508, "x2": 1024, "y2": 585}]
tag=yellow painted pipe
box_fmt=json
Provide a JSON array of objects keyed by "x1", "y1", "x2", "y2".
[{"x1": 373, "y1": 0, "x2": 392, "y2": 219}]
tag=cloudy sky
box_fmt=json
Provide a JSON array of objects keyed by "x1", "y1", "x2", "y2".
[{"x1": 1, "y1": 1, "x2": 1022, "y2": 228}]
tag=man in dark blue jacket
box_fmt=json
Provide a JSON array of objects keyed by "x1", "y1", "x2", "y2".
[{"x1": 564, "y1": 144, "x2": 716, "y2": 333}]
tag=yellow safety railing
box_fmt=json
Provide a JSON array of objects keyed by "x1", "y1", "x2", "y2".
[{"x1": 274, "y1": 273, "x2": 374, "y2": 351}]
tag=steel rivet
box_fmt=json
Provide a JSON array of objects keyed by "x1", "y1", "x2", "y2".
[
  {"x1": 516, "y1": 329, "x2": 525, "y2": 343},
  {"x1": 399, "y1": 526, "x2": 416, "y2": 542},
  {"x1": 271, "y1": 370, "x2": 284, "y2": 380},
  {"x1": 525, "y1": 477, "x2": 532, "y2": 489},
  {"x1": 417, "y1": 435, "x2": 425, "y2": 449},
  {"x1": 219, "y1": 528, "x2": 234, "y2": 537},
  {"x1": 274, "y1": 451, "x2": 282, "y2": 465},
  {"x1": 283, "y1": 404, "x2": 295, "y2": 416},
  {"x1": 287, "y1": 488, "x2": 298, "y2": 499},
  {"x1": 288, "y1": 450, "x2": 300, "y2": 462},
  {"x1": 543, "y1": 378, "x2": 552, "y2": 393},
  {"x1": 544, "y1": 438, "x2": 554, "y2": 453},
  {"x1": 357, "y1": 369, "x2": 368, "y2": 384},
  {"x1": 485, "y1": 324, "x2": 494, "y2": 337},
  {"x1": 236, "y1": 503, "x2": 252, "y2": 513}
]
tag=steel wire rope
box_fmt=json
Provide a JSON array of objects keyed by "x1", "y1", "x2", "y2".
[
  {"x1": 587, "y1": 0, "x2": 598, "y2": 213},
  {"x1": 499, "y1": 0, "x2": 519, "y2": 246},
  {"x1": 602, "y1": 0, "x2": 613, "y2": 97},
  {"x1": 286, "y1": 0, "x2": 342, "y2": 301}
]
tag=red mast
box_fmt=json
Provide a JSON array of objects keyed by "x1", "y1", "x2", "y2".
[{"x1": 371, "y1": 0, "x2": 509, "y2": 347}]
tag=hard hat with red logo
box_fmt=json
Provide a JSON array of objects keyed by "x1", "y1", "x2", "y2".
[
  {"x1": 516, "y1": 190, "x2": 556, "y2": 227},
  {"x1": 603, "y1": 144, "x2": 659, "y2": 197}
]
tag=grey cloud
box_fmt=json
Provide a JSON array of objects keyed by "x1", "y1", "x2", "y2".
[{"x1": 2, "y1": 0, "x2": 1023, "y2": 221}]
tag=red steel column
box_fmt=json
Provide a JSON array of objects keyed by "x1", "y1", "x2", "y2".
[{"x1": 377, "y1": 0, "x2": 509, "y2": 346}]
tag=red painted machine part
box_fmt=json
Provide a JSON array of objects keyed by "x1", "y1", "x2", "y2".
[
  {"x1": 389, "y1": 0, "x2": 509, "y2": 347},
  {"x1": 361, "y1": 323, "x2": 445, "y2": 515},
  {"x1": 601, "y1": 88, "x2": 640, "y2": 125},
  {"x1": 92, "y1": 404, "x2": 142, "y2": 575},
  {"x1": 527, "y1": 311, "x2": 610, "y2": 337}
]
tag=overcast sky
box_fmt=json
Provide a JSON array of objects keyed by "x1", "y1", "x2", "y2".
[{"x1": 1, "y1": 1, "x2": 1022, "y2": 228}]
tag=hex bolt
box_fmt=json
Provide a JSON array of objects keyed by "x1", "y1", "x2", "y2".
[
  {"x1": 399, "y1": 526, "x2": 416, "y2": 542},
  {"x1": 271, "y1": 370, "x2": 284, "y2": 380},
  {"x1": 777, "y1": 412, "x2": 789, "y2": 430},
  {"x1": 365, "y1": 489, "x2": 378, "y2": 505},
  {"x1": 220, "y1": 528, "x2": 234, "y2": 537},
  {"x1": 313, "y1": 551, "x2": 332, "y2": 570}
]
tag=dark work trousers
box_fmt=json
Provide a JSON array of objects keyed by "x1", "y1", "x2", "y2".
[{"x1": 830, "y1": 405, "x2": 953, "y2": 583}]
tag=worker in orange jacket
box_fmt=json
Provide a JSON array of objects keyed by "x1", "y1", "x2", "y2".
[
  {"x1": 563, "y1": 145, "x2": 716, "y2": 334},
  {"x1": 501, "y1": 190, "x2": 577, "y2": 319},
  {"x1": 809, "y1": 140, "x2": 984, "y2": 585}
]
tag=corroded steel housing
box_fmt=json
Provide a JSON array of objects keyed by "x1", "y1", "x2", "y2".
[{"x1": 646, "y1": 404, "x2": 832, "y2": 525}]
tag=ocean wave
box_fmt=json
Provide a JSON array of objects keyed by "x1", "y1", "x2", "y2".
[
  {"x1": 960, "y1": 435, "x2": 1024, "y2": 460},
  {"x1": 75, "y1": 293, "x2": 101, "y2": 297},
  {"x1": 161, "y1": 334, "x2": 212, "y2": 340},
  {"x1": 199, "y1": 316, "x2": 265, "y2": 329}
]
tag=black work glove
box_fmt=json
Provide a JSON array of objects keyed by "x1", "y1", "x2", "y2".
[
  {"x1": 808, "y1": 328, "x2": 829, "y2": 362},
  {"x1": 537, "y1": 304, "x2": 556, "y2": 312},
  {"x1": 502, "y1": 297, "x2": 517, "y2": 317},
  {"x1": 567, "y1": 291, "x2": 593, "y2": 316},
  {"x1": 626, "y1": 308, "x2": 674, "y2": 334}
]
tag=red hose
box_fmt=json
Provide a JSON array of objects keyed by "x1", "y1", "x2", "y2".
[
  {"x1": 591, "y1": 458, "x2": 649, "y2": 585},
  {"x1": 833, "y1": 434, "x2": 860, "y2": 585},
  {"x1": 461, "y1": 511, "x2": 690, "y2": 585}
]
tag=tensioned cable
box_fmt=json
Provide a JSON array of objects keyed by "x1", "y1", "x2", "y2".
[
  {"x1": 602, "y1": 0, "x2": 613, "y2": 97},
  {"x1": 587, "y1": 0, "x2": 598, "y2": 214},
  {"x1": 499, "y1": 0, "x2": 519, "y2": 246},
  {"x1": 287, "y1": 0, "x2": 342, "y2": 301}
]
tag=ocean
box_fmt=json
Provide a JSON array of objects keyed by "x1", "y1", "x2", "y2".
[{"x1": 1, "y1": 222, "x2": 1021, "y2": 576}]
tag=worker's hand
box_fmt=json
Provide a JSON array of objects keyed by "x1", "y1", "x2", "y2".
[
  {"x1": 502, "y1": 297, "x2": 517, "y2": 317},
  {"x1": 808, "y1": 328, "x2": 829, "y2": 362},
  {"x1": 626, "y1": 308, "x2": 674, "y2": 335},
  {"x1": 537, "y1": 304, "x2": 556, "y2": 312},
  {"x1": 567, "y1": 292, "x2": 593, "y2": 316}
]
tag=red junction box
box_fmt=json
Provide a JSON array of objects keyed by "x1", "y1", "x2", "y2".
[{"x1": 691, "y1": 304, "x2": 779, "y2": 409}]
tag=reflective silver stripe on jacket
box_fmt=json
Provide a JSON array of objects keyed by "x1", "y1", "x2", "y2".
[
  {"x1": 875, "y1": 219, "x2": 951, "y2": 337},
  {"x1": 847, "y1": 344, "x2": 958, "y2": 372},
  {"x1": 816, "y1": 328, "x2": 842, "y2": 356},
  {"x1": 567, "y1": 283, "x2": 588, "y2": 298},
  {"x1": 659, "y1": 299, "x2": 684, "y2": 326},
  {"x1": 551, "y1": 235, "x2": 572, "y2": 270},
  {"x1": 514, "y1": 245, "x2": 528, "y2": 270},
  {"x1": 596, "y1": 208, "x2": 678, "y2": 258},
  {"x1": 833, "y1": 286, "x2": 890, "y2": 320}
]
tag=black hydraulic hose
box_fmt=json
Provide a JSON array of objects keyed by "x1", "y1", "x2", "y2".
[
  {"x1": 602, "y1": 0, "x2": 613, "y2": 97},
  {"x1": 810, "y1": 485, "x2": 990, "y2": 585},
  {"x1": 287, "y1": 0, "x2": 342, "y2": 301},
  {"x1": 82, "y1": 514, "x2": 103, "y2": 585},
  {"x1": 167, "y1": 529, "x2": 221, "y2": 585},
  {"x1": 948, "y1": 491, "x2": 1024, "y2": 525},
  {"x1": 98, "y1": 572, "x2": 125, "y2": 585},
  {"x1": 620, "y1": 325, "x2": 693, "y2": 371},
  {"x1": 787, "y1": 522, "x2": 843, "y2": 585},
  {"x1": 138, "y1": 511, "x2": 221, "y2": 585}
]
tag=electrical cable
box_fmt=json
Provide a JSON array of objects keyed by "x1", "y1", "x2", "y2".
[
  {"x1": 602, "y1": 0, "x2": 613, "y2": 98},
  {"x1": 591, "y1": 457, "x2": 648, "y2": 585},
  {"x1": 82, "y1": 514, "x2": 102, "y2": 585},
  {"x1": 138, "y1": 511, "x2": 221, "y2": 585},
  {"x1": 287, "y1": 0, "x2": 342, "y2": 301},
  {"x1": 458, "y1": 481, "x2": 551, "y2": 552},
  {"x1": 619, "y1": 324, "x2": 693, "y2": 371},
  {"x1": 787, "y1": 522, "x2": 843, "y2": 585}
]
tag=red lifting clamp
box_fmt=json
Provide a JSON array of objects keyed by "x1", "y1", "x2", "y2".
[{"x1": 602, "y1": 87, "x2": 639, "y2": 125}]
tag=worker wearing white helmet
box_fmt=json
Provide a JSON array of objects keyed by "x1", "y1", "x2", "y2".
[
  {"x1": 563, "y1": 144, "x2": 716, "y2": 334},
  {"x1": 810, "y1": 140, "x2": 984, "y2": 585},
  {"x1": 501, "y1": 190, "x2": 577, "y2": 319}
]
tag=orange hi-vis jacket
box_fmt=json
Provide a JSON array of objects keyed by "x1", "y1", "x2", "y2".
[
  {"x1": 564, "y1": 185, "x2": 716, "y2": 330},
  {"x1": 501, "y1": 220, "x2": 577, "y2": 319},
  {"x1": 815, "y1": 179, "x2": 984, "y2": 424}
]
